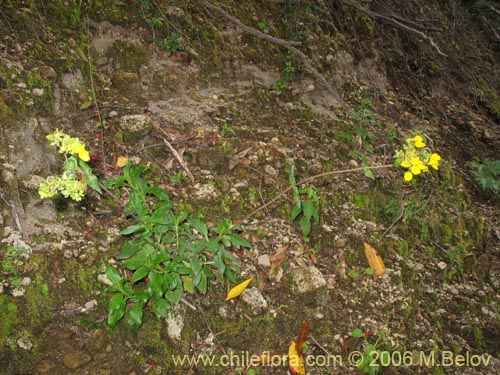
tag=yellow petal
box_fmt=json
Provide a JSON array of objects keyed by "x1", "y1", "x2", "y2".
[
  {"x1": 116, "y1": 156, "x2": 128, "y2": 168},
  {"x1": 400, "y1": 160, "x2": 411, "y2": 168},
  {"x1": 288, "y1": 341, "x2": 305, "y2": 375},
  {"x1": 404, "y1": 171, "x2": 413, "y2": 181},
  {"x1": 364, "y1": 242, "x2": 386, "y2": 276},
  {"x1": 225, "y1": 278, "x2": 253, "y2": 301},
  {"x1": 410, "y1": 165, "x2": 422, "y2": 175},
  {"x1": 78, "y1": 150, "x2": 90, "y2": 162}
]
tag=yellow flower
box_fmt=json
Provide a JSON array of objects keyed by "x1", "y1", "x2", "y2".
[
  {"x1": 413, "y1": 135, "x2": 426, "y2": 148},
  {"x1": 78, "y1": 150, "x2": 90, "y2": 162},
  {"x1": 427, "y1": 153, "x2": 441, "y2": 170},
  {"x1": 404, "y1": 171, "x2": 413, "y2": 182},
  {"x1": 400, "y1": 160, "x2": 411, "y2": 168},
  {"x1": 70, "y1": 142, "x2": 84, "y2": 154}
]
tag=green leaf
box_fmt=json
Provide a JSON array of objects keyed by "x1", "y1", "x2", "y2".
[
  {"x1": 300, "y1": 215, "x2": 311, "y2": 238},
  {"x1": 291, "y1": 203, "x2": 302, "y2": 221},
  {"x1": 148, "y1": 272, "x2": 164, "y2": 298},
  {"x1": 289, "y1": 164, "x2": 296, "y2": 186},
  {"x1": 120, "y1": 224, "x2": 145, "y2": 236},
  {"x1": 108, "y1": 293, "x2": 126, "y2": 327},
  {"x1": 189, "y1": 218, "x2": 208, "y2": 239},
  {"x1": 351, "y1": 328, "x2": 364, "y2": 338},
  {"x1": 363, "y1": 166, "x2": 375, "y2": 180},
  {"x1": 196, "y1": 272, "x2": 208, "y2": 294},
  {"x1": 165, "y1": 288, "x2": 183, "y2": 304},
  {"x1": 302, "y1": 200, "x2": 314, "y2": 221},
  {"x1": 118, "y1": 240, "x2": 143, "y2": 259},
  {"x1": 131, "y1": 266, "x2": 149, "y2": 283},
  {"x1": 106, "y1": 266, "x2": 122, "y2": 285},
  {"x1": 80, "y1": 100, "x2": 92, "y2": 110},
  {"x1": 190, "y1": 258, "x2": 202, "y2": 274},
  {"x1": 77, "y1": 159, "x2": 102, "y2": 193},
  {"x1": 227, "y1": 234, "x2": 251, "y2": 249},
  {"x1": 152, "y1": 297, "x2": 170, "y2": 318},
  {"x1": 214, "y1": 253, "x2": 225, "y2": 274},
  {"x1": 127, "y1": 302, "x2": 144, "y2": 327}
]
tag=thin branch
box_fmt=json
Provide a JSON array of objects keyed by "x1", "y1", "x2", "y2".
[
  {"x1": 239, "y1": 164, "x2": 393, "y2": 223},
  {"x1": 342, "y1": 0, "x2": 447, "y2": 57},
  {"x1": 200, "y1": 0, "x2": 347, "y2": 108},
  {"x1": 159, "y1": 128, "x2": 196, "y2": 184},
  {"x1": 0, "y1": 191, "x2": 23, "y2": 233}
]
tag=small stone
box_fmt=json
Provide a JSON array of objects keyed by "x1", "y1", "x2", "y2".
[
  {"x1": 32, "y1": 88, "x2": 44, "y2": 96},
  {"x1": 84, "y1": 299, "x2": 98, "y2": 311},
  {"x1": 63, "y1": 350, "x2": 92, "y2": 369},
  {"x1": 17, "y1": 335, "x2": 33, "y2": 350},
  {"x1": 191, "y1": 183, "x2": 220, "y2": 200},
  {"x1": 119, "y1": 114, "x2": 152, "y2": 140},
  {"x1": 289, "y1": 265, "x2": 327, "y2": 294},
  {"x1": 257, "y1": 254, "x2": 271, "y2": 267},
  {"x1": 166, "y1": 305, "x2": 185, "y2": 342},
  {"x1": 11, "y1": 287, "x2": 25, "y2": 297},
  {"x1": 36, "y1": 359, "x2": 56, "y2": 374},
  {"x1": 437, "y1": 261, "x2": 447, "y2": 270},
  {"x1": 97, "y1": 273, "x2": 113, "y2": 286},
  {"x1": 61, "y1": 69, "x2": 84, "y2": 91},
  {"x1": 218, "y1": 305, "x2": 228, "y2": 319},
  {"x1": 241, "y1": 287, "x2": 268, "y2": 315},
  {"x1": 21, "y1": 277, "x2": 31, "y2": 287},
  {"x1": 89, "y1": 329, "x2": 106, "y2": 350},
  {"x1": 108, "y1": 110, "x2": 118, "y2": 118},
  {"x1": 264, "y1": 165, "x2": 278, "y2": 177}
]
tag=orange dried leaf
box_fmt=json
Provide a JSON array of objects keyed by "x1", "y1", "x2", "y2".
[
  {"x1": 364, "y1": 242, "x2": 386, "y2": 275},
  {"x1": 225, "y1": 278, "x2": 253, "y2": 301}
]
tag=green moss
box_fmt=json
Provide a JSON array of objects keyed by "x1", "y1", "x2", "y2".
[
  {"x1": 45, "y1": 0, "x2": 82, "y2": 29},
  {"x1": 0, "y1": 295, "x2": 19, "y2": 347},
  {"x1": 112, "y1": 41, "x2": 150, "y2": 72}
]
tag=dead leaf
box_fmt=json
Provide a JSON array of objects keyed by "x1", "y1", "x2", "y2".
[
  {"x1": 269, "y1": 245, "x2": 288, "y2": 268},
  {"x1": 364, "y1": 242, "x2": 386, "y2": 275},
  {"x1": 288, "y1": 320, "x2": 308, "y2": 375},
  {"x1": 225, "y1": 278, "x2": 253, "y2": 301}
]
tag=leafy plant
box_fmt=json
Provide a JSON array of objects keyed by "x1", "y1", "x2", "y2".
[
  {"x1": 468, "y1": 158, "x2": 500, "y2": 196},
  {"x1": 351, "y1": 328, "x2": 393, "y2": 375},
  {"x1": 289, "y1": 164, "x2": 320, "y2": 243},
  {"x1": 155, "y1": 33, "x2": 183, "y2": 57},
  {"x1": 273, "y1": 60, "x2": 295, "y2": 93},
  {"x1": 103, "y1": 162, "x2": 251, "y2": 328},
  {"x1": 220, "y1": 121, "x2": 236, "y2": 137},
  {"x1": 38, "y1": 130, "x2": 101, "y2": 201}
]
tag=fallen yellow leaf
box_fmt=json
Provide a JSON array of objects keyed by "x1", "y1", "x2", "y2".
[
  {"x1": 364, "y1": 242, "x2": 386, "y2": 275},
  {"x1": 288, "y1": 341, "x2": 305, "y2": 375},
  {"x1": 116, "y1": 156, "x2": 128, "y2": 168},
  {"x1": 225, "y1": 278, "x2": 253, "y2": 301}
]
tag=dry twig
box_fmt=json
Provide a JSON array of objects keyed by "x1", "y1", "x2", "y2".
[
  {"x1": 159, "y1": 128, "x2": 196, "y2": 184},
  {"x1": 200, "y1": 0, "x2": 347, "y2": 108},
  {"x1": 342, "y1": 0, "x2": 447, "y2": 57}
]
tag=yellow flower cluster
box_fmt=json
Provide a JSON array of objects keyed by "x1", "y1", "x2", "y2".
[
  {"x1": 46, "y1": 129, "x2": 90, "y2": 162},
  {"x1": 395, "y1": 135, "x2": 442, "y2": 182}
]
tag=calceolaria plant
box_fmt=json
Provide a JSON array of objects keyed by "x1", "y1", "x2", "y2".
[
  {"x1": 394, "y1": 135, "x2": 442, "y2": 182},
  {"x1": 103, "y1": 162, "x2": 251, "y2": 328},
  {"x1": 38, "y1": 130, "x2": 101, "y2": 201}
]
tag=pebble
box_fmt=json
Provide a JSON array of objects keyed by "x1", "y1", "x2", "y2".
[
  {"x1": 17, "y1": 335, "x2": 33, "y2": 350},
  {"x1": 84, "y1": 299, "x2": 98, "y2": 311},
  {"x1": 97, "y1": 273, "x2": 113, "y2": 286},
  {"x1": 241, "y1": 287, "x2": 268, "y2": 315},
  {"x1": 11, "y1": 287, "x2": 26, "y2": 297},
  {"x1": 21, "y1": 277, "x2": 31, "y2": 287},
  {"x1": 437, "y1": 261, "x2": 447, "y2": 270},
  {"x1": 32, "y1": 88, "x2": 44, "y2": 96},
  {"x1": 63, "y1": 350, "x2": 92, "y2": 369},
  {"x1": 257, "y1": 254, "x2": 271, "y2": 267}
]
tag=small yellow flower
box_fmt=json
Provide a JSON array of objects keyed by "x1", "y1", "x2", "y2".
[
  {"x1": 404, "y1": 171, "x2": 413, "y2": 182},
  {"x1": 70, "y1": 142, "x2": 84, "y2": 154},
  {"x1": 400, "y1": 160, "x2": 411, "y2": 168},
  {"x1": 413, "y1": 135, "x2": 426, "y2": 148},
  {"x1": 427, "y1": 153, "x2": 441, "y2": 170},
  {"x1": 78, "y1": 150, "x2": 90, "y2": 162}
]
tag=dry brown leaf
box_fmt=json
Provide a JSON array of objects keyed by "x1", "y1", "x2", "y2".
[
  {"x1": 364, "y1": 242, "x2": 386, "y2": 275},
  {"x1": 269, "y1": 245, "x2": 288, "y2": 268}
]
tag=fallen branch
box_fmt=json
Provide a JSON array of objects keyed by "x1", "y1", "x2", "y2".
[
  {"x1": 159, "y1": 128, "x2": 196, "y2": 184},
  {"x1": 342, "y1": 0, "x2": 447, "y2": 57},
  {"x1": 239, "y1": 164, "x2": 393, "y2": 223},
  {"x1": 200, "y1": 0, "x2": 347, "y2": 108}
]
